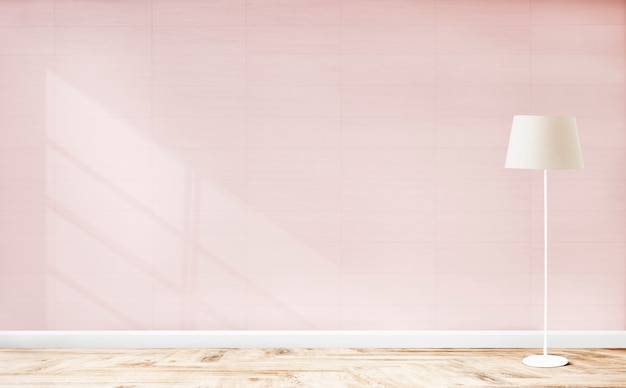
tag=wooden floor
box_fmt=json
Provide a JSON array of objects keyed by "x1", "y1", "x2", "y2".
[{"x1": 1, "y1": 348, "x2": 625, "y2": 387}]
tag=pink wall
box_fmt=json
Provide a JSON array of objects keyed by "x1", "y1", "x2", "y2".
[{"x1": 0, "y1": 0, "x2": 624, "y2": 330}]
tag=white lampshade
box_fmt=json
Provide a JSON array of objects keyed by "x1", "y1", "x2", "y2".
[{"x1": 505, "y1": 115, "x2": 584, "y2": 170}]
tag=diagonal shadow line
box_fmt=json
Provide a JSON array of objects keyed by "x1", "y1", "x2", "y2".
[
  {"x1": 50, "y1": 196, "x2": 177, "y2": 291},
  {"x1": 179, "y1": 155, "x2": 319, "y2": 329},
  {"x1": 47, "y1": 124, "x2": 317, "y2": 327},
  {"x1": 51, "y1": 195, "x2": 314, "y2": 329},
  {"x1": 49, "y1": 141, "x2": 242, "y2": 279},
  {"x1": 48, "y1": 268, "x2": 149, "y2": 330},
  {"x1": 49, "y1": 198, "x2": 244, "y2": 329},
  {"x1": 50, "y1": 140, "x2": 183, "y2": 239},
  {"x1": 47, "y1": 160, "x2": 313, "y2": 329},
  {"x1": 51, "y1": 140, "x2": 239, "y2": 265},
  {"x1": 47, "y1": 70, "x2": 376, "y2": 329}
]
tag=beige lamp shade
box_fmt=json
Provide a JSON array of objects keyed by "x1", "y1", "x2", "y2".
[{"x1": 505, "y1": 115, "x2": 584, "y2": 170}]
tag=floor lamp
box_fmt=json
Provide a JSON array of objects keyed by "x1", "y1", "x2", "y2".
[{"x1": 505, "y1": 115, "x2": 584, "y2": 368}]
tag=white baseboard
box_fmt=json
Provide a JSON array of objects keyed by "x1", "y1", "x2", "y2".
[{"x1": 1, "y1": 330, "x2": 625, "y2": 349}]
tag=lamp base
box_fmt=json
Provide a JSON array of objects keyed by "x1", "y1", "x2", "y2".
[{"x1": 522, "y1": 354, "x2": 568, "y2": 368}]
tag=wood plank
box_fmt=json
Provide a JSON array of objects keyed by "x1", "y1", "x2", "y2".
[{"x1": 0, "y1": 348, "x2": 625, "y2": 387}]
